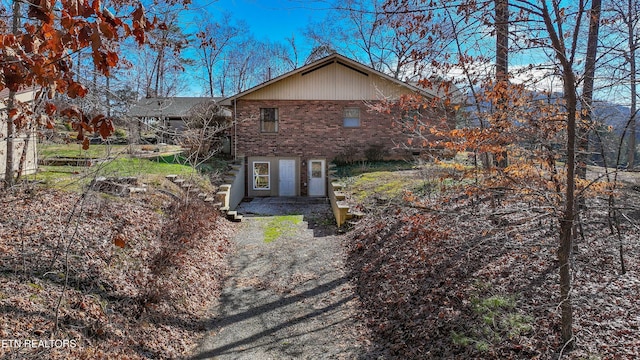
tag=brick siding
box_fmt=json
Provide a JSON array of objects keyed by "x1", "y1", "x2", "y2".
[
  {"x1": 234, "y1": 99, "x2": 417, "y2": 161},
  {"x1": 233, "y1": 99, "x2": 453, "y2": 196}
]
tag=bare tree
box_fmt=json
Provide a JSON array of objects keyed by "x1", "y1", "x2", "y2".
[
  {"x1": 306, "y1": 0, "x2": 441, "y2": 79},
  {"x1": 179, "y1": 101, "x2": 232, "y2": 168},
  {"x1": 143, "y1": 9, "x2": 192, "y2": 98},
  {"x1": 606, "y1": 0, "x2": 639, "y2": 169},
  {"x1": 380, "y1": 0, "x2": 617, "y2": 351},
  {"x1": 195, "y1": 13, "x2": 241, "y2": 97}
]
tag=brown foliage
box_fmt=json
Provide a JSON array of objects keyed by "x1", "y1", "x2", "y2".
[
  {"x1": 1, "y1": 0, "x2": 158, "y2": 140},
  {"x1": 0, "y1": 189, "x2": 235, "y2": 359},
  {"x1": 346, "y1": 191, "x2": 640, "y2": 358}
]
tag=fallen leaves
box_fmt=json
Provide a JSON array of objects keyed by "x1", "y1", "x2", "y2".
[
  {"x1": 345, "y1": 191, "x2": 640, "y2": 359},
  {"x1": 0, "y1": 188, "x2": 236, "y2": 359}
]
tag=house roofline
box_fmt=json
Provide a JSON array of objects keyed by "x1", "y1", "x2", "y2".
[
  {"x1": 0, "y1": 86, "x2": 39, "y2": 100},
  {"x1": 220, "y1": 53, "x2": 450, "y2": 104}
]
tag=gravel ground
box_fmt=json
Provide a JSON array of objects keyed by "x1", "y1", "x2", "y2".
[{"x1": 191, "y1": 198, "x2": 369, "y2": 360}]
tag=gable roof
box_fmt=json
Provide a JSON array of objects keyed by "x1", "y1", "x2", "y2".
[
  {"x1": 129, "y1": 97, "x2": 230, "y2": 118},
  {"x1": 222, "y1": 53, "x2": 456, "y2": 103}
]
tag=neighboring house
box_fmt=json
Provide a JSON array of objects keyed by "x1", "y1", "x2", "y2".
[
  {"x1": 128, "y1": 97, "x2": 231, "y2": 144},
  {"x1": 222, "y1": 53, "x2": 458, "y2": 198},
  {"x1": 0, "y1": 88, "x2": 38, "y2": 179}
]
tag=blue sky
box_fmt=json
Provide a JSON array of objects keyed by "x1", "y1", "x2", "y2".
[{"x1": 193, "y1": 0, "x2": 328, "y2": 51}]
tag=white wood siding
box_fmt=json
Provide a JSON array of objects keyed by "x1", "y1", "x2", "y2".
[
  {"x1": 242, "y1": 61, "x2": 413, "y2": 101},
  {"x1": 0, "y1": 90, "x2": 38, "y2": 177}
]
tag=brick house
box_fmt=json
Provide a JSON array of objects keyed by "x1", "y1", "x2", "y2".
[{"x1": 223, "y1": 53, "x2": 456, "y2": 198}]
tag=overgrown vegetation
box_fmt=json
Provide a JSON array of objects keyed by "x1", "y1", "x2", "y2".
[
  {"x1": 29, "y1": 144, "x2": 220, "y2": 192},
  {"x1": 333, "y1": 160, "x2": 415, "y2": 177},
  {"x1": 342, "y1": 166, "x2": 640, "y2": 358},
  {"x1": 0, "y1": 190, "x2": 235, "y2": 359}
]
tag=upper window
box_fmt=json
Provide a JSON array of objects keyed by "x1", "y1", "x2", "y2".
[
  {"x1": 260, "y1": 108, "x2": 278, "y2": 133},
  {"x1": 343, "y1": 107, "x2": 360, "y2": 128}
]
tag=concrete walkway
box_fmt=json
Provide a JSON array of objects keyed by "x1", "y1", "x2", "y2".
[{"x1": 191, "y1": 198, "x2": 366, "y2": 360}]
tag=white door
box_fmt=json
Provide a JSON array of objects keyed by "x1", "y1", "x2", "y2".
[
  {"x1": 308, "y1": 159, "x2": 326, "y2": 197},
  {"x1": 278, "y1": 159, "x2": 296, "y2": 196}
]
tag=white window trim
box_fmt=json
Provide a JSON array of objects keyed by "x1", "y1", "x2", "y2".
[{"x1": 253, "y1": 161, "x2": 271, "y2": 190}]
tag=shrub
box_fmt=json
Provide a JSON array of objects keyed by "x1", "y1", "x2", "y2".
[
  {"x1": 364, "y1": 144, "x2": 387, "y2": 162},
  {"x1": 114, "y1": 128, "x2": 127, "y2": 138}
]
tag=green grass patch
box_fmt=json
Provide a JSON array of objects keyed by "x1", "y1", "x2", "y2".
[
  {"x1": 27, "y1": 156, "x2": 201, "y2": 192},
  {"x1": 39, "y1": 144, "x2": 129, "y2": 159},
  {"x1": 263, "y1": 215, "x2": 303, "y2": 243},
  {"x1": 334, "y1": 160, "x2": 415, "y2": 177},
  {"x1": 98, "y1": 157, "x2": 196, "y2": 177},
  {"x1": 337, "y1": 160, "x2": 471, "y2": 205},
  {"x1": 39, "y1": 143, "x2": 184, "y2": 160},
  {"x1": 452, "y1": 293, "x2": 533, "y2": 353},
  {"x1": 348, "y1": 171, "x2": 423, "y2": 202}
]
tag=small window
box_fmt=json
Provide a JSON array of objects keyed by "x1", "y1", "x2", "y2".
[
  {"x1": 343, "y1": 107, "x2": 360, "y2": 127},
  {"x1": 311, "y1": 161, "x2": 323, "y2": 178},
  {"x1": 253, "y1": 162, "x2": 270, "y2": 190},
  {"x1": 260, "y1": 108, "x2": 278, "y2": 132}
]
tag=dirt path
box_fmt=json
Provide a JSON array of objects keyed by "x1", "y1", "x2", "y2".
[{"x1": 191, "y1": 198, "x2": 368, "y2": 360}]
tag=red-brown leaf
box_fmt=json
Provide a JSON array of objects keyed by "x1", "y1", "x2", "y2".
[
  {"x1": 60, "y1": 106, "x2": 82, "y2": 119},
  {"x1": 44, "y1": 102, "x2": 56, "y2": 116},
  {"x1": 113, "y1": 234, "x2": 126, "y2": 248},
  {"x1": 68, "y1": 82, "x2": 87, "y2": 98}
]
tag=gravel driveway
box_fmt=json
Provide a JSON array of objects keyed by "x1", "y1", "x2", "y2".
[{"x1": 191, "y1": 197, "x2": 368, "y2": 360}]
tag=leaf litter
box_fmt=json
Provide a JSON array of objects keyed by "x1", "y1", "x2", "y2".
[{"x1": 0, "y1": 188, "x2": 236, "y2": 359}]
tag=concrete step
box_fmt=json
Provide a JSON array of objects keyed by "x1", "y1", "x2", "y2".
[
  {"x1": 165, "y1": 174, "x2": 178, "y2": 182},
  {"x1": 347, "y1": 210, "x2": 365, "y2": 218},
  {"x1": 226, "y1": 211, "x2": 243, "y2": 222},
  {"x1": 225, "y1": 211, "x2": 243, "y2": 222}
]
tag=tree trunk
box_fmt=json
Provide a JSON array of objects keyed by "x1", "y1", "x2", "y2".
[
  {"x1": 494, "y1": 0, "x2": 509, "y2": 168},
  {"x1": 559, "y1": 70, "x2": 577, "y2": 351},
  {"x1": 578, "y1": 0, "x2": 601, "y2": 178},
  {"x1": 540, "y1": 0, "x2": 577, "y2": 349},
  {"x1": 15, "y1": 123, "x2": 32, "y2": 182},
  {"x1": 106, "y1": 75, "x2": 111, "y2": 117},
  {"x1": 575, "y1": 0, "x2": 601, "y2": 248},
  {"x1": 627, "y1": 0, "x2": 637, "y2": 169},
  {"x1": 4, "y1": 0, "x2": 21, "y2": 188},
  {"x1": 4, "y1": 93, "x2": 15, "y2": 188}
]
